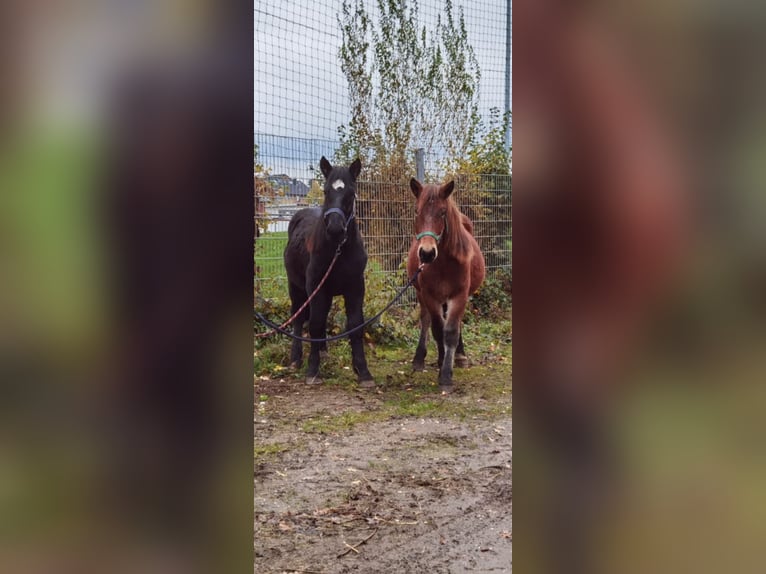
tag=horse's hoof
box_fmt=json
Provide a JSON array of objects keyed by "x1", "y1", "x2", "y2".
[
  {"x1": 358, "y1": 378, "x2": 376, "y2": 389},
  {"x1": 439, "y1": 385, "x2": 454, "y2": 395},
  {"x1": 455, "y1": 354, "x2": 470, "y2": 368},
  {"x1": 288, "y1": 361, "x2": 302, "y2": 371},
  {"x1": 412, "y1": 361, "x2": 425, "y2": 372},
  {"x1": 305, "y1": 375, "x2": 323, "y2": 385}
]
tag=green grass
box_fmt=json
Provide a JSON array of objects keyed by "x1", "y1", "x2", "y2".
[
  {"x1": 255, "y1": 231, "x2": 288, "y2": 299},
  {"x1": 288, "y1": 342, "x2": 512, "y2": 435},
  {"x1": 255, "y1": 231, "x2": 287, "y2": 269},
  {"x1": 254, "y1": 442, "x2": 291, "y2": 459}
]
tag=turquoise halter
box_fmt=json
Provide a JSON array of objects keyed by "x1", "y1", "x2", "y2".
[
  {"x1": 415, "y1": 216, "x2": 447, "y2": 243},
  {"x1": 416, "y1": 230, "x2": 442, "y2": 242}
]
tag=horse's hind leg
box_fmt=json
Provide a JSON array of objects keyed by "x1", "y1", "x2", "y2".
[
  {"x1": 430, "y1": 310, "x2": 446, "y2": 370},
  {"x1": 288, "y1": 282, "x2": 308, "y2": 369},
  {"x1": 413, "y1": 300, "x2": 431, "y2": 371},
  {"x1": 455, "y1": 333, "x2": 470, "y2": 367},
  {"x1": 442, "y1": 302, "x2": 468, "y2": 367}
]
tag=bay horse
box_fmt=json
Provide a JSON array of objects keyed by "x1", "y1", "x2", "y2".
[
  {"x1": 283, "y1": 157, "x2": 374, "y2": 387},
  {"x1": 407, "y1": 179, "x2": 486, "y2": 390}
]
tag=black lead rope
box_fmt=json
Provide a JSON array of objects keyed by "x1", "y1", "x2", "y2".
[{"x1": 254, "y1": 265, "x2": 424, "y2": 343}]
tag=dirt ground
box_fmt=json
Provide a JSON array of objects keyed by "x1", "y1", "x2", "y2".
[{"x1": 254, "y1": 357, "x2": 511, "y2": 574}]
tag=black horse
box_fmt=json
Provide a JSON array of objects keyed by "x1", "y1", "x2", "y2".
[{"x1": 283, "y1": 156, "x2": 374, "y2": 387}]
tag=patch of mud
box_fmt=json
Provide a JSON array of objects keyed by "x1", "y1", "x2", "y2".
[{"x1": 255, "y1": 378, "x2": 512, "y2": 573}]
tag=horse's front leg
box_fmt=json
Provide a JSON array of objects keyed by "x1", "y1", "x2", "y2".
[
  {"x1": 343, "y1": 288, "x2": 374, "y2": 388},
  {"x1": 413, "y1": 294, "x2": 431, "y2": 371},
  {"x1": 306, "y1": 291, "x2": 331, "y2": 385},
  {"x1": 439, "y1": 297, "x2": 467, "y2": 391}
]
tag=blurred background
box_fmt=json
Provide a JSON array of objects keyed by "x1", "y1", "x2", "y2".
[
  {"x1": 0, "y1": 1, "x2": 252, "y2": 572},
  {"x1": 5, "y1": 0, "x2": 766, "y2": 571},
  {"x1": 514, "y1": 0, "x2": 766, "y2": 572}
]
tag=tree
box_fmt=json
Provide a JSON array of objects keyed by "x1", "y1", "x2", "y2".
[
  {"x1": 336, "y1": 0, "x2": 483, "y2": 271},
  {"x1": 306, "y1": 180, "x2": 323, "y2": 205},
  {"x1": 448, "y1": 108, "x2": 512, "y2": 270},
  {"x1": 336, "y1": 0, "x2": 480, "y2": 171},
  {"x1": 254, "y1": 144, "x2": 266, "y2": 174},
  {"x1": 254, "y1": 144, "x2": 276, "y2": 237}
]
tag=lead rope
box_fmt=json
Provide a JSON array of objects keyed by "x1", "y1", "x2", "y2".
[
  {"x1": 254, "y1": 244, "x2": 343, "y2": 339},
  {"x1": 255, "y1": 263, "x2": 425, "y2": 343}
]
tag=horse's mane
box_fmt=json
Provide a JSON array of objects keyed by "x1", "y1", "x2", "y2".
[{"x1": 422, "y1": 185, "x2": 472, "y2": 261}]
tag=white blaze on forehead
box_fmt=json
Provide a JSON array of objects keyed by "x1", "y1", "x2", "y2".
[{"x1": 331, "y1": 179, "x2": 345, "y2": 190}]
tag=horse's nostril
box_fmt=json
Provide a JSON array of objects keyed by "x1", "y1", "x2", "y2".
[{"x1": 419, "y1": 247, "x2": 436, "y2": 263}]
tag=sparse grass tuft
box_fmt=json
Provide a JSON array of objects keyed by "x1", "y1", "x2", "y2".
[
  {"x1": 254, "y1": 442, "x2": 291, "y2": 459},
  {"x1": 301, "y1": 411, "x2": 388, "y2": 434}
]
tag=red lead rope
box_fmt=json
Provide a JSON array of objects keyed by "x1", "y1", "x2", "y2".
[{"x1": 255, "y1": 248, "x2": 342, "y2": 339}]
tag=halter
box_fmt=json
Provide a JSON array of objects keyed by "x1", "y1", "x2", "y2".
[
  {"x1": 323, "y1": 207, "x2": 355, "y2": 230},
  {"x1": 323, "y1": 204, "x2": 356, "y2": 250},
  {"x1": 415, "y1": 215, "x2": 448, "y2": 243}
]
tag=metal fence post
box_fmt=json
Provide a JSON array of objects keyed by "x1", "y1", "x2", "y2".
[
  {"x1": 415, "y1": 148, "x2": 425, "y2": 182},
  {"x1": 504, "y1": 0, "x2": 512, "y2": 150}
]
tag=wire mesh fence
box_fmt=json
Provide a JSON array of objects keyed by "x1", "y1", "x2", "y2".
[{"x1": 255, "y1": 0, "x2": 511, "y2": 307}]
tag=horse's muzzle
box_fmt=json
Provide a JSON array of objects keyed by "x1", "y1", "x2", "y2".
[
  {"x1": 326, "y1": 225, "x2": 346, "y2": 245},
  {"x1": 419, "y1": 245, "x2": 437, "y2": 264},
  {"x1": 325, "y1": 214, "x2": 346, "y2": 241}
]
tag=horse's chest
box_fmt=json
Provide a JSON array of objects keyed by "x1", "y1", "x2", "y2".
[
  {"x1": 420, "y1": 262, "x2": 467, "y2": 301},
  {"x1": 317, "y1": 256, "x2": 366, "y2": 295}
]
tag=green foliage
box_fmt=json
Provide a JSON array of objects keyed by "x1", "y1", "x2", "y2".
[
  {"x1": 448, "y1": 108, "x2": 512, "y2": 178},
  {"x1": 444, "y1": 108, "x2": 512, "y2": 270},
  {"x1": 469, "y1": 268, "x2": 512, "y2": 321}
]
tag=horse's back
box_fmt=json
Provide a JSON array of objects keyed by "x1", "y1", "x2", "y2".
[
  {"x1": 287, "y1": 207, "x2": 321, "y2": 238},
  {"x1": 284, "y1": 208, "x2": 321, "y2": 287}
]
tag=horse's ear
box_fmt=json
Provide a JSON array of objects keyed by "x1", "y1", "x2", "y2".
[
  {"x1": 349, "y1": 158, "x2": 362, "y2": 180},
  {"x1": 319, "y1": 156, "x2": 333, "y2": 178},
  {"x1": 440, "y1": 180, "x2": 455, "y2": 198},
  {"x1": 410, "y1": 178, "x2": 422, "y2": 198}
]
